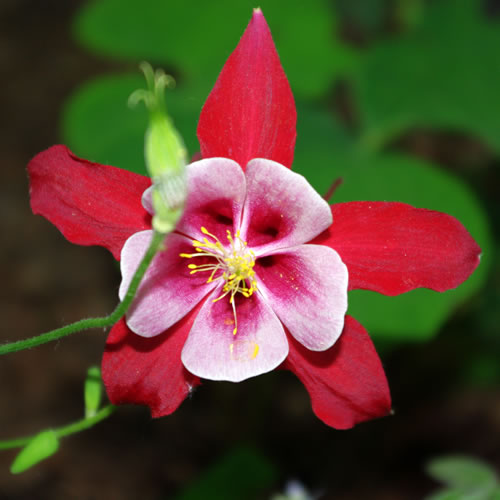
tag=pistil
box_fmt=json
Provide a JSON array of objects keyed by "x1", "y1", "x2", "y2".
[{"x1": 180, "y1": 227, "x2": 257, "y2": 335}]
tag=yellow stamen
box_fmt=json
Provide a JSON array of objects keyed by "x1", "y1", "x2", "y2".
[
  {"x1": 180, "y1": 226, "x2": 258, "y2": 336},
  {"x1": 251, "y1": 343, "x2": 259, "y2": 359}
]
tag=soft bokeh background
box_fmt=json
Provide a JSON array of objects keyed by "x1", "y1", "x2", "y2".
[{"x1": 0, "y1": 0, "x2": 499, "y2": 498}]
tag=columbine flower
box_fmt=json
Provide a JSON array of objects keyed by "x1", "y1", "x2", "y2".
[
  {"x1": 27, "y1": 9, "x2": 480, "y2": 429},
  {"x1": 121, "y1": 157, "x2": 348, "y2": 382}
]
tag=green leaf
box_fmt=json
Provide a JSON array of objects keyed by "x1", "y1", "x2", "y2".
[
  {"x1": 428, "y1": 456, "x2": 497, "y2": 489},
  {"x1": 355, "y1": 0, "x2": 500, "y2": 154},
  {"x1": 426, "y1": 489, "x2": 466, "y2": 500},
  {"x1": 62, "y1": 74, "x2": 148, "y2": 175},
  {"x1": 84, "y1": 366, "x2": 102, "y2": 418},
  {"x1": 173, "y1": 445, "x2": 277, "y2": 500},
  {"x1": 335, "y1": 0, "x2": 388, "y2": 37},
  {"x1": 10, "y1": 430, "x2": 59, "y2": 474},
  {"x1": 426, "y1": 456, "x2": 498, "y2": 500},
  {"x1": 73, "y1": 0, "x2": 356, "y2": 98},
  {"x1": 293, "y1": 105, "x2": 491, "y2": 341},
  {"x1": 61, "y1": 74, "x2": 199, "y2": 176}
]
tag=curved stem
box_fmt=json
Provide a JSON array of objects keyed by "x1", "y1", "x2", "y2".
[
  {"x1": 55, "y1": 404, "x2": 116, "y2": 439},
  {"x1": 0, "y1": 405, "x2": 116, "y2": 450},
  {"x1": 0, "y1": 435, "x2": 31, "y2": 450},
  {"x1": 0, "y1": 231, "x2": 165, "y2": 356}
]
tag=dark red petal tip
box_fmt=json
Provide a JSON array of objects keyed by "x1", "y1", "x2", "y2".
[
  {"x1": 28, "y1": 145, "x2": 152, "y2": 260},
  {"x1": 315, "y1": 201, "x2": 481, "y2": 295},
  {"x1": 197, "y1": 9, "x2": 296, "y2": 170},
  {"x1": 284, "y1": 316, "x2": 392, "y2": 429},
  {"x1": 102, "y1": 308, "x2": 202, "y2": 418}
]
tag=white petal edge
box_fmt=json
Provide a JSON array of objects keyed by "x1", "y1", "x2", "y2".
[
  {"x1": 141, "y1": 186, "x2": 154, "y2": 215},
  {"x1": 239, "y1": 158, "x2": 333, "y2": 255},
  {"x1": 175, "y1": 158, "x2": 247, "y2": 240},
  {"x1": 120, "y1": 229, "x2": 216, "y2": 337},
  {"x1": 256, "y1": 244, "x2": 348, "y2": 351}
]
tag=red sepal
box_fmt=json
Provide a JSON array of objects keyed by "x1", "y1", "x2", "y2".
[
  {"x1": 28, "y1": 145, "x2": 151, "y2": 260},
  {"x1": 314, "y1": 201, "x2": 481, "y2": 295},
  {"x1": 102, "y1": 305, "x2": 202, "y2": 418},
  {"x1": 197, "y1": 9, "x2": 296, "y2": 170},
  {"x1": 283, "y1": 316, "x2": 391, "y2": 429}
]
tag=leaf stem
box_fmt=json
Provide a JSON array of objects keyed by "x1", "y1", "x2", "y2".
[
  {"x1": 55, "y1": 404, "x2": 116, "y2": 439},
  {"x1": 0, "y1": 231, "x2": 165, "y2": 355},
  {"x1": 0, "y1": 405, "x2": 116, "y2": 450}
]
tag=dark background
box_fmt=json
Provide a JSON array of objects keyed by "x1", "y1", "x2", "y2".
[{"x1": 0, "y1": 1, "x2": 499, "y2": 499}]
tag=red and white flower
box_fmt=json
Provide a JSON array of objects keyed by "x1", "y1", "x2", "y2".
[
  {"x1": 124, "y1": 157, "x2": 348, "y2": 382},
  {"x1": 27, "y1": 9, "x2": 480, "y2": 429}
]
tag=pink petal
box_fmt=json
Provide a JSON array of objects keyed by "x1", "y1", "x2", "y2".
[
  {"x1": 283, "y1": 316, "x2": 392, "y2": 429},
  {"x1": 176, "y1": 158, "x2": 247, "y2": 242},
  {"x1": 120, "y1": 230, "x2": 216, "y2": 337},
  {"x1": 197, "y1": 9, "x2": 296, "y2": 170},
  {"x1": 314, "y1": 202, "x2": 481, "y2": 295},
  {"x1": 28, "y1": 145, "x2": 151, "y2": 260},
  {"x1": 255, "y1": 245, "x2": 348, "y2": 351},
  {"x1": 239, "y1": 159, "x2": 332, "y2": 253},
  {"x1": 181, "y1": 288, "x2": 288, "y2": 382},
  {"x1": 102, "y1": 312, "x2": 201, "y2": 418}
]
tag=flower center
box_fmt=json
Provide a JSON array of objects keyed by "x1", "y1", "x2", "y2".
[{"x1": 180, "y1": 227, "x2": 258, "y2": 335}]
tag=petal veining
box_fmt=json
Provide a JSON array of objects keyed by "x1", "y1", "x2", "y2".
[
  {"x1": 239, "y1": 159, "x2": 332, "y2": 254},
  {"x1": 175, "y1": 158, "x2": 247, "y2": 242},
  {"x1": 102, "y1": 312, "x2": 201, "y2": 418},
  {"x1": 315, "y1": 201, "x2": 481, "y2": 295},
  {"x1": 181, "y1": 287, "x2": 288, "y2": 382},
  {"x1": 283, "y1": 316, "x2": 391, "y2": 429},
  {"x1": 28, "y1": 145, "x2": 151, "y2": 260},
  {"x1": 120, "y1": 230, "x2": 216, "y2": 337},
  {"x1": 255, "y1": 245, "x2": 348, "y2": 351},
  {"x1": 197, "y1": 9, "x2": 296, "y2": 169}
]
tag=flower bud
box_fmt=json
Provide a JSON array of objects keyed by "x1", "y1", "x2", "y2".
[
  {"x1": 84, "y1": 365, "x2": 102, "y2": 419},
  {"x1": 129, "y1": 62, "x2": 188, "y2": 234}
]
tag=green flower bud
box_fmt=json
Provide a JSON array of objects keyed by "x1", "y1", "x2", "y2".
[
  {"x1": 84, "y1": 365, "x2": 102, "y2": 419},
  {"x1": 129, "y1": 62, "x2": 188, "y2": 234},
  {"x1": 10, "y1": 430, "x2": 59, "y2": 474}
]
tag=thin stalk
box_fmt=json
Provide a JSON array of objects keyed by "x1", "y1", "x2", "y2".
[
  {"x1": 55, "y1": 404, "x2": 116, "y2": 439},
  {"x1": 0, "y1": 405, "x2": 116, "y2": 450},
  {"x1": 0, "y1": 231, "x2": 165, "y2": 356}
]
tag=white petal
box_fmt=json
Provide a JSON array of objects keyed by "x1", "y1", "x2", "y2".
[
  {"x1": 181, "y1": 288, "x2": 288, "y2": 382},
  {"x1": 176, "y1": 158, "x2": 247, "y2": 242},
  {"x1": 255, "y1": 244, "x2": 348, "y2": 351},
  {"x1": 239, "y1": 159, "x2": 332, "y2": 255},
  {"x1": 120, "y1": 230, "x2": 216, "y2": 337},
  {"x1": 141, "y1": 185, "x2": 154, "y2": 215}
]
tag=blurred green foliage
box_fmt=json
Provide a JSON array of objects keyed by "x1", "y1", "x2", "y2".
[
  {"x1": 171, "y1": 446, "x2": 277, "y2": 500},
  {"x1": 294, "y1": 104, "x2": 490, "y2": 340},
  {"x1": 62, "y1": 0, "x2": 493, "y2": 344},
  {"x1": 426, "y1": 455, "x2": 500, "y2": 500},
  {"x1": 73, "y1": 0, "x2": 355, "y2": 99},
  {"x1": 355, "y1": 0, "x2": 500, "y2": 154}
]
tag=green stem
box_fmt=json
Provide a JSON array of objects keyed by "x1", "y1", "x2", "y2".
[
  {"x1": 0, "y1": 231, "x2": 165, "y2": 356},
  {"x1": 0, "y1": 405, "x2": 116, "y2": 450},
  {"x1": 55, "y1": 404, "x2": 116, "y2": 439},
  {"x1": 0, "y1": 435, "x2": 31, "y2": 450}
]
